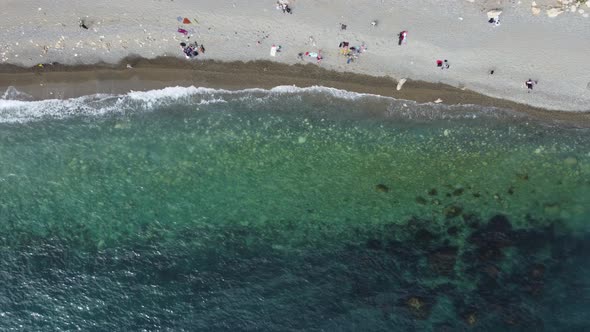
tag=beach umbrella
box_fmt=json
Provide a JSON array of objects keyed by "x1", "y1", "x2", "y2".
[{"x1": 183, "y1": 18, "x2": 191, "y2": 24}]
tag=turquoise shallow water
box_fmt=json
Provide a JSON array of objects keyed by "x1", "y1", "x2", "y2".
[{"x1": 0, "y1": 86, "x2": 589, "y2": 330}]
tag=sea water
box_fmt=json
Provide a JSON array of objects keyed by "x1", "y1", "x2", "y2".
[{"x1": 0, "y1": 86, "x2": 588, "y2": 331}]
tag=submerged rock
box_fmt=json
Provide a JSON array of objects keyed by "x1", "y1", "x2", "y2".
[
  {"x1": 415, "y1": 196, "x2": 427, "y2": 205},
  {"x1": 447, "y1": 226, "x2": 459, "y2": 236},
  {"x1": 375, "y1": 184, "x2": 390, "y2": 193},
  {"x1": 444, "y1": 205, "x2": 463, "y2": 218},
  {"x1": 543, "y1": 202, "x2": 560, "y2": 214},
  {"x1": 564, "y1": 157, "x2": 577, "y2": 165},
  {"x1": 488, "y1": 214, "x2": 512, "y2": 233},
  {"x1": 366, "y1": 238, "x2": 382, "y2": 250},
  {"x1": 428, "y1": 188, "x2": 438, "y2": 196},
  {"x1": 499, "y1": 304, "x2": 544, "y2": 329},
  {"x1": 525, "y1": 263, "x2": 546, "y2": 295},
  {"x1": 470, "y1": 214, "x2": 513, "y2": 249},
  {"x1": 512, "y1": 225, "x2": 554, "y2": 253},
  {"x1": 465, "y1": 215, "x2": 517, "y2": 265},
  {"x1": 428, "y1": 246, "x2": 458, "y2": 275},
  {"x1": 452, "y1": 188, "x2": 464, "y2": 196},
  {"x1": 465, "y1": 312, "x2": 478, "y2": 326},
  {"x1": 415, "y1": 229, "x2": 437, "y2": 247},
  {"x1": 483, "y1": 264, "x2": 500, "y2": 278},
  {"x1": 463, "y1": 213, "x2": 481, "y2": 229},
  {"x1": 402, "y1": 296, "x2": 433, "y2": 320}
]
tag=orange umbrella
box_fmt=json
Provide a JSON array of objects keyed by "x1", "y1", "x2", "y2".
[{"x1": 182, "y1": 18, "x2": 191, "y2": 24}]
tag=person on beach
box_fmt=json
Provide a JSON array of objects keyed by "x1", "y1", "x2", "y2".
[
  {"x1": 525, "y1": 79, "x2": 536, "y2": 92},
  {"x1": 347, "y1": 53, "x2": 356, "y2": 64},
  {"x1": 437, "y1": 60, "x2": 450, "y2": 69},
  {"x1": 276, "y1": 1, "x2": 292, "y2": 14},
  {"x1": 339, "y1": 41, "x2": 349, "y2": 55},
  {"x1": 79, "y1": 19, "x2": 89, "y2": 30},
  {"x1": 398, "y1": 31, "x2": 408, "y2": 46},
  {"x1": 180, "y1": 42, "x2": 200, "y2": 59},
  {"x1": 488, "y1": 17, "x2": 501, "y2": 26}
]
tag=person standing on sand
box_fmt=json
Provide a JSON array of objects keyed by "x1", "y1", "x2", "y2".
[
  {"x1": 398, "y1": 31, "x2": 408, "y2": 46},
  {"x1": 79, "y1": 19, "x2": 89, "y2": 30},
  {"x1": 525, "y1": 79, "x2": 536, "y2": 93}
]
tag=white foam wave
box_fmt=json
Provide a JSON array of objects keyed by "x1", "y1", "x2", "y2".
[
  {"x1": 0, "y1": 85, "x2": 396, "y2": 123},
  {"x1": 267, "y1": 85, "x2": 388, "y2": 101},
  {"x1": 0, "y1": 94, "x2": 120, "y2": 123},
  {"x1": 1, "y1": 86, "x2": 34, "y2": 101},
  {"x1": 0, "y1": 84, "x2": 506, "y2": 124},
  {"x1": 197, "y1": 98, "x2": 227, "y2": 105},
  {"x1": 127, "y1": 86, "x2": 224, "y2": 102},
  {"x1": 126, "y1": 85, "x2": 389, "y2": 103}
]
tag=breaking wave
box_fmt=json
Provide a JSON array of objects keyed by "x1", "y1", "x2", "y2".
[{"x1": 0, "y1": 85, "x2": 515, "y2": 124}]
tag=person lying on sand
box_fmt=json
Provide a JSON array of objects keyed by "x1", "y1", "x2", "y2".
[
  {"x1": 301, "y1": 51, "x2": 323, "y2": 64},
  {"x1": 180, "y1": 42, "x2": 199, "y2": 59},
  {"x1": 436, "y1": 59, "x2": 450, "y2": 69}
]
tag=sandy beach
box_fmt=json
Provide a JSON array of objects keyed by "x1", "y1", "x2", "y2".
[{"x1": 1, "y1": 0, "x2": 589, "y2": 113}]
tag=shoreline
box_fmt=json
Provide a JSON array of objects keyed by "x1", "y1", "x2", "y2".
[
  {"x1": 2, "y1": 0, "x2": 589, "y2": 113},
  {"x1": 1, "y1": 57, "x2": 589, "y2": 127}
]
